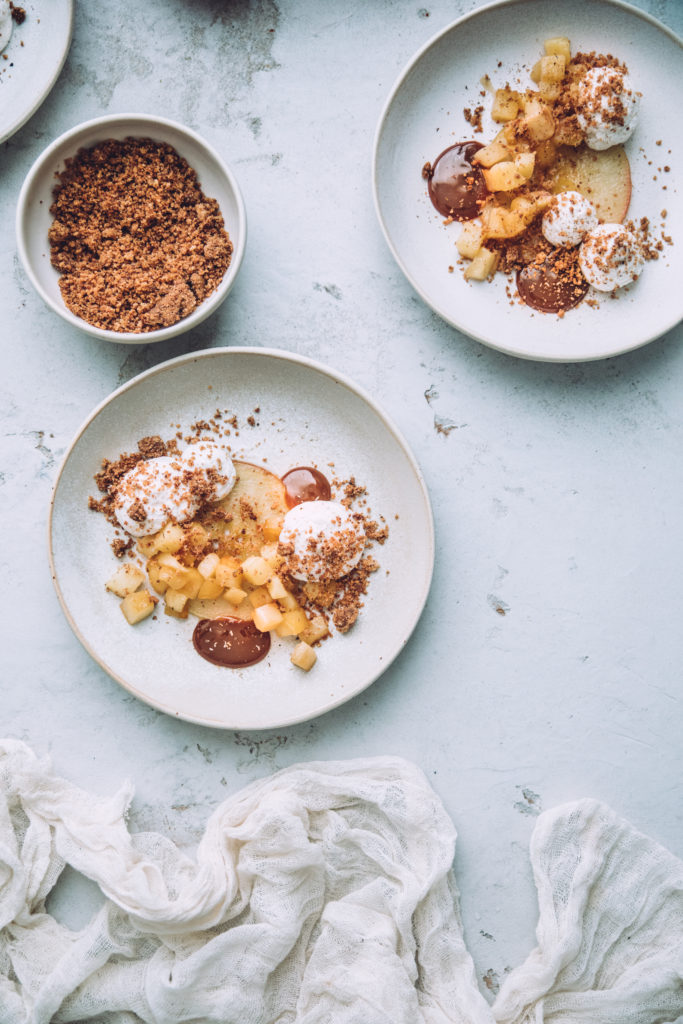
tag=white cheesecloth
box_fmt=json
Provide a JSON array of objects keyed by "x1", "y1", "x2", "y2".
[{"x1": 0, "y1": 739, "x2": 680, "y2": 1024}]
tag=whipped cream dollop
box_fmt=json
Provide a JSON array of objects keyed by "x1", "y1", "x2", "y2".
[
  {"x1": 0, "y1": 1, "x2": 12, "y2": 53},
  {"x1": 180, "y1": 441, "x2": 236, "y2": 501},
  {"x1": 113, "y1": 444, "x2": 236, "y2": 537},
  {"x1": 278, "y1": 500, "x2": 366, "y2": 582},
  {"x1": 579, "y1": 223, "x2": 644, "y2": 292},
  {"x1": 576, "y1": 66, "x2": 640, "y2": 151},
  {"x1": 542, "y1": 191, "x2": 598, "y2": 248}
]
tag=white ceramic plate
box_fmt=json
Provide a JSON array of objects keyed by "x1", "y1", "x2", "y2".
[
  {"x1": 373, "y1": 0, "x2": 683, "y2": 362},
  {"x1": 49, "y1": 349, "x2": 434, "y2": 729},
  {"x1": 0, "y1": 0, "x2": 73, "y2": 144}
]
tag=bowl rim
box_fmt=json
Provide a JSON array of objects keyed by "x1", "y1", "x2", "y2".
[{"x1": 16, "y1": 112, "x2": 247, "y2": 344}]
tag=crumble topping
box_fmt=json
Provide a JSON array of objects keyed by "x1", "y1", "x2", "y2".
[{"x1": 49, "y1": 138, "x2": 233, "y2": 333}]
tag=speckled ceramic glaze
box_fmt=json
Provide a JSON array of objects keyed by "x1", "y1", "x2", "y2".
[
  {"x1": 0, "y1": 0, "x2": 73, "y2": 144},
  {"x1": 50, "y1": 348, "x2": 434, "y2": 728}
]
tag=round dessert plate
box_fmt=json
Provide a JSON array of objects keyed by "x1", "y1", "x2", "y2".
[
  {"x1": 373, "y1": 0, "x2": 683, "y2": 362},
  {"x1": 49, "y1": 349, "x2": 434, "y2": 730},
  {"x1": 0, "y1": 0, "x2": 73, "y2": 144}
]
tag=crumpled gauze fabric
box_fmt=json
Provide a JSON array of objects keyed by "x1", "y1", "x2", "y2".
[{"x1": 0, "y1": 741, "x2": 679, "y2": 1024}]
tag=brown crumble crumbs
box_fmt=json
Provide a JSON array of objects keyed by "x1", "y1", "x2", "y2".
[
  {"x1": 463, "y1": 105, "x2": 484, "y2": 133},
  {"x1": 49, "y1": 138, "x2": 232, "y2": 333}
]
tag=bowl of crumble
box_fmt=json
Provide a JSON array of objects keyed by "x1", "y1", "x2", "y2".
[
  {"x1": 16, "y1": 113, "x2": 246, "y2": 343},
  {"x1": 373, "y1": 0, "x2": 683, "y2": 361}
]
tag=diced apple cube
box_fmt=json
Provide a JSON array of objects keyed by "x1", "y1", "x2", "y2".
[
  {"x1": 472, "y1": 138, "x2": 511, "y2": 167},
  {"x1": 225, "y1": 587, "x2": 248, "y2": 607},
  {"x1": 298, "y1": 614, "x2": 329, "y2": 646},
  {"x1": 464, "y1": 246, "x2": 500, "y2": 281},
  {"x1": 164, "y1": 589, "x2": 189, "y2": 618},
  {"x1": 520, "y1": 98, "x2": 555, "y2": 142},
  {"x1": 515, "y1": 152, "x2": 535, "y2": 180},
  {"x1": 157, "y1": 553, "x2": 190, "y2": 590},
  {"x1": 482, "y1": 160, "x2": 527, "y2": 192},
  {"x1": 215, "y1": 557, "x2": 243, "y2": 589},
  {"x1": 179, "y1": 568, "x2": 203, "y2": 600},
  {"x1": 156, "y1": 522, "x2": 185, "y2": 554},
  {"x1": 252, "y1": 602, "x2": 284, "y2": 632},
  {"x1": 276, "y1": 608, "x2": 310, "y2": 637},
  {"x1": 241, "y1": 556, "x2": 271, "y2": 586},
  {"x1": 530, "y1": 59, "x2": 543, "y2": 84},
  {"x1": 540, "y1": 55, "x2": 566, "y2": 83},
  {"x1": 481, "y1": 204, "x2": 524, "y2": 239},
  {"x1": 120, "y1": 589, "x2": 156, "y2": 625},
  {"x1": 511, "y1": 190, "x2": 553, "y2": 220},
  {"x1": 278, "y1": 592, "x2": 302, "y2": 612},
  {"x1": 291, "y1": 641, "x2": 317, "y2": 672},
  {"x1": 106, "y1": 563, "x2": 145, "y2": 598},
  {"x1": 456, "y1": 219, "x2": 484, "y2": 260},
  {"x1": 197, "y1": 578, "x2": 224, "y2": 600},
  {"x1": 197, "y1": 552, "x2": 220, "y2": 579},
  {"x1": 267, "y1": 575, "x2": 289, "y2": 600},
  {"x1": 508, "y1": 194, "x2": 547, "y2": 227},
  {"x1": 491, "y1": 88, "x2": 520, "y2": 123},
  {"x1": 544, "y1": 36, "x2": 571, "y2": 63},
  {"x1": 146, "y1": 558, "x2": 169, "y2": 596},
  {"x1": 136, "y1": 534, "x2": 162, "y2": 558},
  {"x1": 249, "y1": 586, "x2": 272, "y2": 609},
  {"x1": 262, "y1": 516, "x2": 283, "y2": 542},
  {"x1": 539, "y1": 79, "x2": 562, "y2": 103}
]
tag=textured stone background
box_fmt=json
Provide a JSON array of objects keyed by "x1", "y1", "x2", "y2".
[{"x1": 1, "y1": 0, "x2": 681, "y2": 995}]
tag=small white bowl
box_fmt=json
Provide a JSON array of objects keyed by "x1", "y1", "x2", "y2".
[{"x1": 16, "y1": 114, "x2": 247, "y2": 344}]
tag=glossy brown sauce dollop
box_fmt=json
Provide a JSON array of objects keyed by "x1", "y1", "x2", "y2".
[
  {"x1": 281, "y1": 466, "x2": 331, "y2": 508},
  {"x1": 193, "y1": 617, "x2": 271, "y2": 668},
  {"x1": 426, "y1": 142, "x2": 488, "y2": 221},
  {"x1": 516, "y1": 249, "x2": 589, "y2": 314}
]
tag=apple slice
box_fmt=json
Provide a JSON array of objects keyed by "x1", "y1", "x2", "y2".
[
  {"x1": 200, "y1": 460, "x2": 288, "y2": 561},
  {"x1": 549, "y1": 144, "x2": 631, "y2": 223},
  {"x1": 189, "y1": 460, "x2": 289, "y2": 621},
  {"x1": 189, "y1": 594, "x2": 254, "y2": 621}
]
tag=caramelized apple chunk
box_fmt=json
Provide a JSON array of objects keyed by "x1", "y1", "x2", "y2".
[
  {"x1": 121, "y1": 589, "x2": 157, "y2": 625},
  {"x1": 491, "y1": 89, "x2": 521, "y2": 123},
  {"x1": 291, "y1": 641, "x2": 317, "y2": 672},
  {"x1": 464, "y1": 246, "x2": 500, "y2": 281},
  {"x1": 106, "y1": 563, "x2": 145, "y2": 598}
]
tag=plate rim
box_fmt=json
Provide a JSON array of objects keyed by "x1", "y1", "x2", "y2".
[
  {"x1": 372, "y1": 0, "x2": 683, "y2": 363},
  {"x1": 48, "y1": 346, "x2": 436, "y2": 729},
  {"x1": 0, "y1": 0, "x2": 75, "y2": 145}
]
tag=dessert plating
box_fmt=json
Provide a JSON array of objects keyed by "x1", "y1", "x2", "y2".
[
  {"x1": 422, "y1": 37, "x2": 663, "y2": 315},
  {"x1": 90, "y1": 422, "x2": 386, "y2": 673}
]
